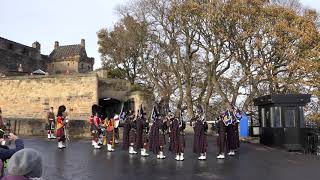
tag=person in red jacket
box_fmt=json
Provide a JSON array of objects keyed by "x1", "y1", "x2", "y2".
[{"x1": 56, "y1": 105, "x2": 67, "y2": 149}]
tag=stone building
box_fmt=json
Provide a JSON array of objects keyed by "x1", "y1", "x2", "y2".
[
  {"x1": 47, "y1": 39, "x2": 94, "y2": 74},
  {"x1": 0, "y1": 36, "x2": 94, "y2": 75}
]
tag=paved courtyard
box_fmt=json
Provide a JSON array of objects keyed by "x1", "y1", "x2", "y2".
[{"x1": 21, "y1": 135, "x2": 320, "y2": 180}]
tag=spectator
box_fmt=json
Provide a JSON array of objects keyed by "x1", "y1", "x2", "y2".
[
  {"x1": 1, "y1": 148, "x2": 42, "y2": 180},
  {"x1": 0, "y1": 133, "x2": 24, "y2": 161}
]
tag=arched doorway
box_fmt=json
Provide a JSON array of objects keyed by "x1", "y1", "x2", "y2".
[{"x1": 99, "y1": 98, "x2": 122, "y2": 120}]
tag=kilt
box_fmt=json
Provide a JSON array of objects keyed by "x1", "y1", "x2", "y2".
[
  {"x1": 217, "y1": 132, "x2": 226, "y2": 154},
  {"x1": 106, "y1": 130, "x2": 113, "y2": 144},
  {"x1": 226, "y1": 125, "x2": 236, "y2": 151},
  {"x1": 129, "y1": 129, "x2": 136, "y2": 145},
  {"x1": 179, "y1": 133, "x2": 186, "y2": 150},
  {"x1": 49, "y1": 120, "x2": 55, "y2": 130},
  {"x1": 170, "y1": 133, "x2": 185, "y2": 154},
  {"x1": 142, "y1": 131, "x2": 148, "y2": 144},
  {"x1": 159, "y1": 133, "x2": 166, "y2": 147},
  {"x1": 56, "y1": 128, "x2": 65, "y2": 142}
]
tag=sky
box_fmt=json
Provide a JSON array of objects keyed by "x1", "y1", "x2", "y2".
[{"x1": 1, "y1": 0, "x2": 319, "y2": 69}]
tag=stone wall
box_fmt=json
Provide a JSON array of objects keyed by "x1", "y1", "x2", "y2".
[
  {"x1": 0, "y1": 73, "x2": 98, "y2": 121},
  {"x1": 98, "y1": 78, "x2": 131, "y2": 101}
]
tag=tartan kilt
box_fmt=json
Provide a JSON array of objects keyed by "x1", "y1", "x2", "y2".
[
  {"x1": 179, "y1": 133, "x2": 186, "y2": 150},
  {"x1": 56, "y1": 128, "x2": 65, "y2": 141},
  {"x1": 106, "y1": 131, "x2": 114, "y2": 144},
  {"x1": 159, "y1": 133, "x2": 166, "y2": 147},
  {"x1": 129, "y1": 129, "x2": 136, "y2": 144},
  {"x1": 142, "y1": 131, "x2": 148, "y2": 144}
]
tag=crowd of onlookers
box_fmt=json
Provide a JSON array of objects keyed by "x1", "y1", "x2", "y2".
[{"x1": 0, "y1": 108, "x2": 43, "y2": 180}]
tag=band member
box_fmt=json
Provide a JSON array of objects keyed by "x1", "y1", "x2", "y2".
[
  {"x1": 193, "y1": 108, "x2": 208, "y2": 160},
  {"x1": 56, "y1": 105, "x2": 67, "y2": 149},
  {"x1": 113, "y1": 114, "x2": 120, "y2": 144},
  {"x1": 122, "y1": 111, "x2": 131, "y2": 151},
  {"x1": 128, "y1": 113, "x2": 138, "y2": 154},
  {"x1": 90, "y1": 105, "x2": 102, "y2": 149},
  {"x1": 216, "y1": 114, "x2": 227, "y2": 159},
  {"x1": 225, "y1": 105, "x2": 237, "y2": 156},
  {"x1": 47, "y1": 107, "x2": 56, "y2": 139},
  {"x1": 105, "y1": 117, "x2": 115, "y2": 152},
  {"x1": 169, "y1": 111, "x2": 186, "y2": 161},
  {"x1": 149, "y1": 106, "x2": 167, "y2": 159},
  {"x1": 136, "y1": 106, "x2": 149, "y2": 157}
]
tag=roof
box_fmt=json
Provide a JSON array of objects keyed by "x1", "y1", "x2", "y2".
[
  {"x1": 49, "y1": 44, "x2": 86, "y2": 60},
  {"x1": 32, "y1": 69, "x2": 46, "y2": 75},
  {"x1": 253, "y1": 94, "x2": 311, "y2": 106}
]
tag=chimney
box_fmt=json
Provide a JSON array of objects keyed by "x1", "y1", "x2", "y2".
[
  {"x1": 32, "y1": 41, "x2": 41, "y2": 52},
  {"x1": 54, "y1": 41, "x2": 59, "y2": 49},
  {"x1": 80, "y1": 39, "x2": 85, "y2": 48}
]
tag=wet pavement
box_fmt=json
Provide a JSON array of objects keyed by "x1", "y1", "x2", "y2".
[{"x1": 21, "y1": 135, "x2": 320, "y2": 180}]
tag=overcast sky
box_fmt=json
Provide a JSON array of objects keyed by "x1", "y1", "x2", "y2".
[{"x1": 1, "y1": 0, "x2": 319, "y2": 69}]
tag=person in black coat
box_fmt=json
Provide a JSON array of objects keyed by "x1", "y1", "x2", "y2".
[
  {"x1": 216, "y1": 115, "x2": 227, "y2": 159},
  {"x1": 169, "y1": 112, "x2": 186, "y2": 161},
  {"x1": 193, "y1": 113, "x2": 208, "y2": 160},
  {"x1": 149, "y1": 115, "x2": 168, "y2": 159}
]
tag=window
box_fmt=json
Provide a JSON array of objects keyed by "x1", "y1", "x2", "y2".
[
  {"x1": 81, "y1": 64, "x2": 84, "y2": 69},
  {"x1": 299, "y1": 107, "x2": 305, "y2": 128},
  {"x1": 22, "y1": 48, "x2": 28, "y2": 55},
  {"x1": 284, "y1": 108, "x2": 296, "y2": 128},
  {"x1": 274, "y1": 107, "x2": 281, "y2": 127},
  {"x1": 67, "y1": 63, "x2": 69, "y2": 66},
  {"x1": 88, "y1": 65, "x2": 90, "y2": 70},
  {"x1": 8, "y1": 44, "x2": 14, "y2": 50}
]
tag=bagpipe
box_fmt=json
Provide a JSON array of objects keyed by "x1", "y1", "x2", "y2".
[
  {"x1": 223, "y1": 110, "x2": 234, "y2": 126},
  {"x1": 64, "y1": 116, "x2": 70, "y2": 142}
]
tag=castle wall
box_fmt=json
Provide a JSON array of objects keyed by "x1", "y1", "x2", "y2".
[
  {"x1": 0, "y1": 73, "x2": 98, "y2": 121},
  {"x1": 0, "y1": 37, "x2": 45, "y2": 74}
]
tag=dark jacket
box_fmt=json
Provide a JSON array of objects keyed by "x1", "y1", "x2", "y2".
[{"x1": 0, "y1": 139, "x2": 24, "y2": 161}]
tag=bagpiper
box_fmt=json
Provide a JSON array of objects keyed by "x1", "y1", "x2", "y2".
[
  {"x1": 113, "y1": 113, "x2": 120, "y2": 144},
  {"x1": 135, "y1": 105, "x2": 149, "y2": 157},
  {"x1": 193, "y1": 106, "x2": 208, "y2": 160},
  {"x1": 89, "y1": 104, "x2": 102, "y2": 149},
  {"x1": 122, "y1": 111, "x2": 131, "y2": 151},
  {"x1": 47, "y1": 107, "x2": 56, "y2": 139},
  {"x1": 169, "y1": 110, "x2": 186, "y2": 161},
  {"x1": 216, "y1": 113, "x2": 227, "y2": 159},
  {"x1": 104, "y1": 116, "x2": 115, "y2": 152},
  {"x1": 149, "y1": 105, "x2": 167, "y2": 159},
  {"x1": 128, "y1": 111, "x2": 138, "y2": 154},
  {"x1": 56, "y1": 105, "x2": 67, "y2": 149},
  {"x1": 224, "y1": 105, "x2": 237, "y2": 156}
]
